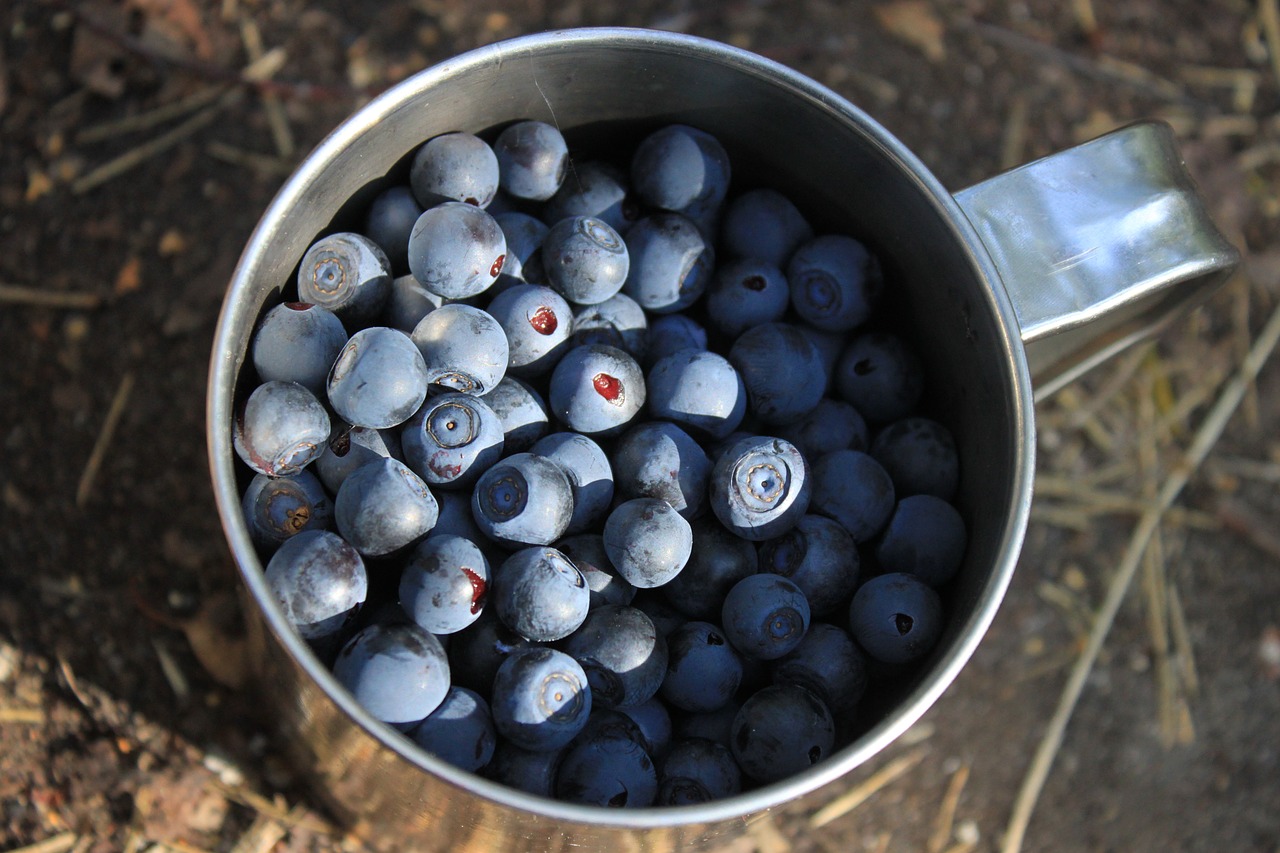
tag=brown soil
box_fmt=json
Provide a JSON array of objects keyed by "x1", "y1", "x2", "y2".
[{"x1": 2, "y1": 1, "x2": 1278, "y2": 851}]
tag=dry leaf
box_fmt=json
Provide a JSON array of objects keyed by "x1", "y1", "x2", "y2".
[
  {"x1": 158, "y1": 229, "x2": 188, "y2": 256},
  {"x1": 180, "y1": 591, "x2": 250, "y2": 690},
  {"x1": 874, "y1": 1, "x2": 947, "y2": 63},
  {"x1": 115, "y1": 256, "x2": 143, "y2": 295}
]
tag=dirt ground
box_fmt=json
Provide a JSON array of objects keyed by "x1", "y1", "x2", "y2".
[{"x1": 2, "y1": 0, "x2": 1279, "y2": 851}]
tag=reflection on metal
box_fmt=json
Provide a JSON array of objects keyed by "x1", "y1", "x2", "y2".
[
  {"x1": 956, "y1": 121, "x2": 1240, "y2": 400},
  {"x1": 208, "y1": 28, "x2": 1233, "y2": 853}
]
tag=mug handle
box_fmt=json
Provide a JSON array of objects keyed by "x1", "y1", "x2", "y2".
[{"x1": 954, "y1": 120, "x2": 1241, "y2": 400}]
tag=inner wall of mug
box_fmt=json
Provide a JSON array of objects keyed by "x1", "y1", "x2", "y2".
[{"x1": 213, "y1": 29, "x2": 1029, "y2": 846}]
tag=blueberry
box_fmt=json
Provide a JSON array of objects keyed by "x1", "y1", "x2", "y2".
[
  {"x1": 561, "y1": 604, "x2": 668, "y2": 709},
  {"x1": 529, "y1": 432, "x2": 614, "y2": 535},
  {"x1": 494, "y1": 120, "x2": 570, "y2": 201},
  {"x1": 543, "y1": 161, "x2": 640, "y2": 236},
  {"x1": 720, "y1": 188, "x2": 813, "y2": 269},
  {"x1": 426, "y1": 488, "x2": 485, "y2": 544},
  {"x1": 407, "y1": 202, "x2": 507, "y2": 300},
  {"x1": 869, "y1": 417, "x2": 960, "y2": 502},
  {"x1": 774, "y1": 398, "x2": 868, "y2": 460},
  {"x1": 313, "y1": 423, "x2": 402, "y2": 494},
  {"x1": 644, "y1": 313, "x2": 707, "y2": 368},
  {"x1": 492, "y1": 546, "x2": 589, "y2": 642},
  {"x1": 672, "y1": 700, "x2": 741, "y2": 750},
  {"x1": 661, "y1": 621, "x2": 743, "y2": 713},
  {"x1": 848, "y1": 572, "x2": 944, "y2": 665},
  {"x1": 728, "y1": 323, "x2": 825, "y2": 425},
  {"x1": 383, "y1": 274, "x2": 443, "y2": 333},
  {"x1": 809, "y1": 449, "x2": 896, "y2": 543},
  {"x1": 758, "y1": 515, "x2": 859, "y2": 617},
  {"x1": 399, "y1": 535, "x2": 490, "y2": 635},
  {"x1": 630, "y1": 125, "x2": 730, "y2": 235},
  {"x1": 555, "y1": 726, "x2": 656, "y2": 808},
  {"x1": 555, "y1": 534, "x2": 635, "y2": 609},
  {"x1": 472, "y1": 453, "x2": 574, "y2": 548},
  {"x1": 708, "y1": 435, "x2": 811, "y2": 542},
  {"x1": 486, "y1": 283, "x2": 574, "y2": 377},
  {"x1": 787, "y1": 235, "x2": 882, "y2": 332},
  {"x1": 492, "y1": 211, "x2": 550, "y2": 289},
  {"x1": 264, "y1": 529, "x2": 365, "y2": 640},
  {"x1": 630, "y1": 590, "x2": 688, "y2": 638},
  {"x1": 332, "y1": 621, "x2": 450, "y2": 726},
  {"x1": 611, "y1": 421, "x2": 711, "y2": 519},
  {"x1": 721, "y1": 574, "x2": 811, "y2": 661},
  {"x1": 410, "y1": 304, "x2": 509, "y2": 395},
  {"x1": 772, "y1": 623, "x2": 868, "y2": 715},
  {"x1": 704, "y1": 257, "x2": 791, "y2": 340},
  {"x1": 646, "y1": 349, "x2": 747, "y2": 441},
  {"x1": 603, "y1": 498, "x2": 693, "y2": 589},
  {"x1": 446, "y1": 607, "x2": 531, "y2": 695},
  {"x1": 409, "y1": 685, "x2": 496, "y2": 773},
  {"x1": 241, "y1": 469, "x2": 333, "y2": 551},
  {"x1": 875, "y1": 495, "x2": 967, "y2": 587},
  {"x1": 622, "y1": 213, "x2": 714, "y2": 314},
  {"x1": 363, "y1": 185, "x2": 423, "y2": 272},
  {"x1": 834, "y1": 330, "x2": 924, "y2": 423},
  {"x1": 483, "y1": 740, "x2": 565, "y2": 796},
  {"x1": 541, "y1": 216, "x2": 630, "y2": 306},
  {"x1": 480, "y1": 376, "x2": 550, "y2": 453},
  {"x1": 798, "y1": 326, "x2": 847, "y2": 395},
  {"x1": 570, "y1": 293, "x2": 648, "y2": 361},
  {"x1": 731, "y1": 684, "x2": 834, "y2": 783},
  {"x1": 618, "y1": 696, "x2": 673, "y2": 759},
  {"x1": 334, "y1": 457, "x2": 438, "y2": 557},
  {"x1": 491, "y1": 647, "x2": 592, "y2": 751},
  {"x1": 401, "y1": 392, "x2": 504, "y2": 489},
  {"x1": 233, "y1": 380, "x2": 330, "y2": 478},
  {"x1": 327, "y1": 327, "x2": 430, "y2": 429},
  {"x1": 548, "y1": 344, "x2": 646, "y2": 437},
  {"x1": 296, "y1": 232, "x2": 392, "y2": 328},
  {"x1": 409, "y1": 131, "x2": 500, "y2": 208},
  {"x1": 250, "y1": 302, "x2": 347, "y2": 396},
  {"x1": 660, "y1": 516, "x2": 758, "y2": 621},
  {"x1": 657, "y1": 738, "x2": 742, "y2": 805}
]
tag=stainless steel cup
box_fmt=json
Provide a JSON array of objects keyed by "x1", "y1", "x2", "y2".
[{"x1": 207, "y1": 28, "x2": 1239, "y2": 852}]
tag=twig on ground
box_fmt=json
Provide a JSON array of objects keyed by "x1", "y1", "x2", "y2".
[
  {"x1": 239, "y1": 18, "x2": 295, "y2": 158},
  {"x1": 1217, "y1": 497, "x2": 1280, "y2": 561},
  {"x1": 57, "y1": 656, "x2": 94, "y2": 710},
  {"x1": 8, "y1": 833, "x2": 80, "y2": 853},
  {"x1": 206, "y1": 142, "x2": 295, "y2": 176},
  {"x1": 810, "y1": 748, "x2": 927, "y2": 828},
  {"x1": 77, "y1": 85, "x2": 229, "y2": 143},
  {"x1": 1001, "y1": 299, "x2": 1280, "y2": 853},
  {"x1": 928, "y1": 763, "x2": 971, "y2": 853},
  {"x1": 1210, "y1": 454, "x2": 1280, "y2": 483},
  {"x1": 76, "y1": 371, "x2": 136, "y2": 507},
  {"x1": 1258, "y1": 0, "x2": 1280, "y2": 88},
  {"x1": 0, "y1": 284, "x2": 102, "y2": 310},
  {"x1": 1167, "y1": 578, "x2": 1200, "y2": 696}
]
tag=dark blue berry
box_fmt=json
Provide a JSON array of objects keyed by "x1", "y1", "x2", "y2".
[
  {"x1": 758, "y1": 514, "x2": 859, "y2": 617},
  {"x1": 446, "y1": 607, "x2": 530, "y2": 695},
  {"x1": 383, "y1": 274, "x2": 442, "y2": 333},
  {"x1": 848, "y1": 572, "x2": 944, "y2": 665},
  {"x1": 875, "y1": 495, "x2": 967, "y2": 587},
  {"x1": 251, "y1": 302, "x2": 347, "y2": 396},
  {"x1": 332, "y1": 621, "x2": 450, "y2": 726},
  {"x1": 554, "y1": 533, "x2": 635, "y2": 609},
  {"x1": 570, "y1": 293, "x2": 649, "y2": 361},
  {"x1": 645, "y1": 313, "x2": 707, "y2": 368},
  {"x1": 834, "y1": 330, "x2": 924, "y2": 423},
  {"x1": 399, "y1": 534, "x2": 490, "y2": 635},
  {"x1": 731, "y1": 684, "x2": 834, "y2": 783},
  {"x1": 409, "y1": 131, "x2": 500, "y2": 208},
  {"x1": 543, "y1": 161, "x2": 639, "y2": 236},
  {"x1": 722, "y1": 574, "x2": 811, "y2": 661},
  {"x1": 233, "y1": 380, "x2": 330, "y2": 478},
  {"x1": 327, "y1": 327, "x2": 429, "y2": 429},
  {"x1": 787, "y1": 235, "x2": 882, "y2": 332},
  {"x1": 264, "y1": 529, "x2": 365, "y2": 640},
  {"x1": 618, "y1": 697, "x2": 673, "y2": 760},
  {"x1": 708, "y1": 435, "x2": 811, "y2": 541},
  {"x1": 548, "y1": 344, "x2": 646, "y2": 437},
  {"x1": 407, "y1": 202, "x2": 507, "y2": 300},
  {"x1": 622, "y1": 213, "x2": 714, "y2": 314},
  {"x1": 661, "y1": 621, "x2": 743, "y2": 713},
  {"x1": 810, "y1": 449, "x2": 895, "y2": 542},
  {"x1": 869, "y1": 417, "x2": 960, "y2": 502},
  {"x1": 410, "y1": 685, "x2": 497, "y2": 773},
  {"x1": 482, "y1": 740, "x2": 565, "y2": 796},
  {"x1": 660, "y1": 516, "x2": 758, "y2": 621},
  {"x1": 704, "y1": 257, "x2": 791, "y2": 339},
  {"x1": 555, "y1": 726, "x2": 656, "y2": 808},
  {"x1": 486, "y1": 283, "x2": 574, "y2": 377},
  {"x1": 541, "y1": 215, "x2": 631, "y2": 306},
  {"x1": 492, "y1": 547, "x2": 589, "y2": 642},
  {"x1": 363, "y1": 185, "x2": 423, "y2": 272},
  {"x1": 410, "y1": 304, "x2": 509, "y2": 395},
  {"x1": 492, "y1": 211, "x2": 550, "y2": 290},
  {"x1": 313, "y1": 423, "x2": 402, "y2": 494},
  {"x1": 334, "y1": 457, "x2": 438, "y2": 557},
  {"x1": 491, "y1": 647, "x2": 592, "y2": 751},
  {"x1": 774, "y1": 397, "x2": 868, "y2": 459},
  {"x1": 529, "y1": 432, "x2": 614, "y2": 535},
  {"x1": 657, "y1": 738, "x2": 742, "y2": 805},
  {"x1": 480, "y1": 376, "x2": 550, "y2": 453},
  {"x1": 646, "y1": 350, "x2": 748, "y2": 441},
  {"x1": 241, "y1": 469, "x2": 333, "y2": 552},
  {"x1": 296, "y1": 232, "x2": 392, "y2": 328},
  {"x1": 561, "y1": 604, "x2": 668, "y2": 709},
  {"x1": 472, "y1": 453, "x2": 574, "y2": 548},
  {"x1": 494, "y1": 120, "x2": 570, "y2": 201},
  {"x1": 728, "y1": 323, "x2": 825, "y2": 425},
  {"x1": 611, "y1": 421, "x2": 711, "y2": 520},
  {"x1": 772, "y1": 623, "x2": 868, "y2": 715},
  {"x1": 720, "y1": 188, "x2": 813, "y2": 268},
  {"x1": 401, "y1": 391, "x2": 504, "y2": 489},
  {"x1": 630, "y1": 125, "x2": 730, "y2": 235},
  {"x1": 603, "y1": 498, "x2": 693, "y2": 589}
]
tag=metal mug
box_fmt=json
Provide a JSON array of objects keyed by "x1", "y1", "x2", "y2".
[{"x1": 206, "y1": 27, "x2": 1239, "y2": 852}]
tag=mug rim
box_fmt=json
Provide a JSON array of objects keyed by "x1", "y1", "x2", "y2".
[{"x1": 207, "y1": 25, "x2": 1035, "y2": 830}]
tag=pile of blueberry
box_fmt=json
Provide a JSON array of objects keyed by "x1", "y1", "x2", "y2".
[{"x1": 232, "y1": 120, "x2": 966, "y2": 808}]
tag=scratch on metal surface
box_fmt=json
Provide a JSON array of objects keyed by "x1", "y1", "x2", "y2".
[{"x1": 1051, "y1": 245, "x2": 1100, "y2": 273}]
